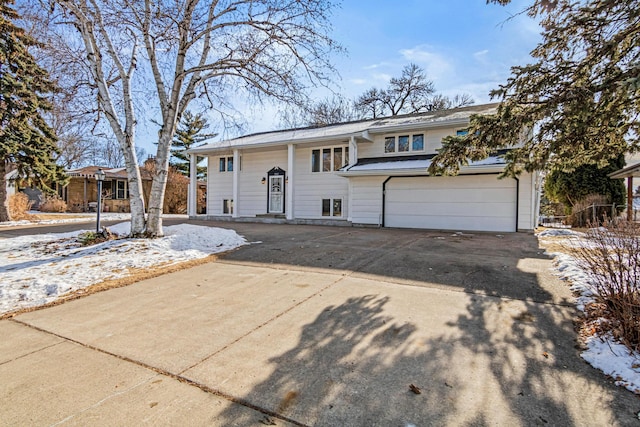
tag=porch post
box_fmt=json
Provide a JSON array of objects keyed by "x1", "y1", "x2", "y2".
[
  {"x1": 287, "y1": 144, "x2": 295, "y2": 220},
  {"x1": 232, "y1": 149, "x2": 239, "y2": 218},
  {"x1": 628, "y1": 176, "x2": 633, "y2": 221},
  {"x1": 188, "y1": 153, "x2": 197, "y2": 217},
  {"x1": 349, "y1": 135, "x2": 357, "y2": 166}
]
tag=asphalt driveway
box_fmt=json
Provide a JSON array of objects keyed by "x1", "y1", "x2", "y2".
[{"x1": 1, "y1": 221, "x2": 639, "y2": 425}]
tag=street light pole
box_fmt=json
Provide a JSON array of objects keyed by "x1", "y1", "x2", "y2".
[{"x1": 95, "y1": 168, "x2": 106, "y2": 233}]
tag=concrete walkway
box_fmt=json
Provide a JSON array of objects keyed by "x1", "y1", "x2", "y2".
[{"x1": 1, "y1": 222, "x2": 638, "y2": 425}]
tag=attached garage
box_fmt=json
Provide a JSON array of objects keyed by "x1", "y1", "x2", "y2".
[{"x1": 384, "y1": 174, "x2": 518, "y2": 232}]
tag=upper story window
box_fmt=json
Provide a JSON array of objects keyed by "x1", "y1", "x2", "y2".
[
  {"x1": 311, "y1": 146, "x2": 349, "y2": 172},
  {"x1": 384, "y1": 134, "x2": 424, "y2": 154},
  {"x1": 219, "y1": 156, "x2": 233, "y2": 172}
]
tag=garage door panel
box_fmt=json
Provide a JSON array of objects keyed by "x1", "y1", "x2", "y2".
[{"x1": 385, "y1": 176, "x2": 516, "y2": 232}]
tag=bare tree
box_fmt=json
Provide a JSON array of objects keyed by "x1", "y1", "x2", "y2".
[
  {"x1": 279, "y1": 95, "x2": 357, "y2": 128},
  {"x1": 42, "y1": 0, "x2": 340, "y2": 236},
  {"x1": 355, "y1": 63, "x2": 474, "y2": 118}
]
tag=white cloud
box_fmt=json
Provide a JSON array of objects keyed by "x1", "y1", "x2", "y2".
[
  {"x1": 473, "y1": 49, "x2": 490, "y2": 59},
  {"x1": 349, "y1": 78, "x2": 368, "y2": 85},
  {"x1": 399, "y1": 45, "x2": 453, "y2": 82}
]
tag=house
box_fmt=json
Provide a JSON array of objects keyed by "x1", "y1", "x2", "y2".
[
  {"x1": 63, "y1": 166, "x2": 153, "y2": 213},
  {"x1": 186, "y1": 103, "x2": 541, "y2": 232}
]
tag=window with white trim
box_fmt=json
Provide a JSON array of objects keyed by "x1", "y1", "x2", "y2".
[
  {"x1": 219, "y1": 157, "x2": 233, "y2": 172},
  {"x1": 311, "y1": 146, "x2": 349, "y2": 172},
  {"x1": 223, "y1": 199, "x2": 233, "y2": 214},
  {"x1": 321, "y1": 198, "x2": 342, "y2": 217},
  {"x1": 110, "y1": 180, "x2": 128, "y2": 199},
  {"x1": 384, "y1": 134, "x2": 424, "y2": 153}
]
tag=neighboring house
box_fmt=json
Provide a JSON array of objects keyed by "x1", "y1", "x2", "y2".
[
  {"x1": 187, "y1": 103, "x2": 541, "y2": 232},
  {"x1": 4, "y1": 169, "x2": 45, "y2": 209},
  {"x1": 64, "y1": 166, "x2": 153, "y2": 213}
]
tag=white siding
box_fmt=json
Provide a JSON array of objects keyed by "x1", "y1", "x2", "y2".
[
  {"x1": 357, "y1": 126, "x2": 463, "y2": 158},
  {"x1": 293, "y1": 146, "x2": 349, "y2": 219},
  {"x1": 238, "y1": 149, "x2": 288, "y2": 216},
  {"x1": 350, "y1": 176, "x2": 386, "y2": 225},
  {"x1": 516, "y1": 171, "x2": 539, "y2": 231},
  {"x1": 207, "y1": 154, "x2": 233, "y2": 215}
]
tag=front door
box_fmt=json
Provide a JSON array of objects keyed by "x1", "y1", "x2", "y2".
[{"x1": 268, "y1": 175, "x2": 284, "y2": 213}]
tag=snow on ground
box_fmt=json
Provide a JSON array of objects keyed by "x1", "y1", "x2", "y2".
[
  {"x1": 0, "y1": 212, "x2": 188, "y2": 227},
  {"x1": 0, "y1": 222, "x2": 247, "y2": 315},
  {"x1": 538, "y1": 229, "x2": 640, "y2": 394}
]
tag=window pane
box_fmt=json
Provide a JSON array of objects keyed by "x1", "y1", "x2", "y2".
[
  {"x1": 311, "y1": 149, "x2": 320, "y2": 172},
  {"x1": 227, "y1": 157, "x2": 233, "y2": 172},
  {"x1": 219, "y1": 158, "x2": 225, "y2": 172},
  {"x1": 412, "y1": 134, "x2": 424, "y2": 151},
  {"x1": 333, "y1": 199, "x2": 342, "y2": 217},
  {"x1": 322, "y1": 199, "x2": 331, "y2": 216},
  {"x1": 456, "y1": 130, "x2": 469, "y2": 136},
  {"x1": 333, "y1": 148, "x2": 342, "y2": 171},
  {"x1": 117, "y1": 181, "x2": 126, "y2": 199},
  {"x1": 398, "y1": 135, "x2": 409, "y2": 152},
  {"x1": 344, "y1": 146, "x2": 349, "y2": 166},
  {"x1": 223, "y1": 199, "x2": 234, "y2": 214},
  {"x1": 322, "y1": 148, "x2": 331, "y2": 172},
  {"x1": 384, "y1": 137, "x2": 395, "y2": 153}
]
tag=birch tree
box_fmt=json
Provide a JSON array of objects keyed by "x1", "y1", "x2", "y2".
[{"x1": 47, "y1": 0, "x2": 340, "y2": 236}]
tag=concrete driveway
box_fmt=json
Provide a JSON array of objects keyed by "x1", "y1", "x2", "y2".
[{"x1": 1, "y1": 221, "x2": 638, "y2": 426}]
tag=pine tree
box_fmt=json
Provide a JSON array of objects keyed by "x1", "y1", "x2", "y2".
[
  {"x1": 0, "y1": 0, "x2": 65, "y2": 221},
  {"x1": 171, "y1": 111, "x2": 215, "y2": 180},
  {"x1": 429, "y1": 0, "x2": 640, "y2": 177}
]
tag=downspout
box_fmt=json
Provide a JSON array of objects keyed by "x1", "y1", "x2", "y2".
[
  {"x1": 514, "y1": 177, "x2": 519, "y2": 232},
  {"x1": 381, "y1": 176, "x2": 393, "y2": 228}
]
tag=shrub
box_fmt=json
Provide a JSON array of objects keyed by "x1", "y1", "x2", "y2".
[
  {"x1": 572, "y1": 220, "x2": 640, "y2": 352},
  {"x1": 567, "y1": 194, "x2": 616, "y2": 227},
  {"x1": 39, "y1": 195, "x2": 67, "y2": 213},
  {"x1": 7, "y1": 193, "x2": 34, "y2": 220}
]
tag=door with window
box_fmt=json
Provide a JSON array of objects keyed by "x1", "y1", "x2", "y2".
[{"x1": 268, "y1": 175, "x2": 284, "y2": 214}]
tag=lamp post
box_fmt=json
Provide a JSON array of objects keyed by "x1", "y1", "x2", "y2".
[{"x1": 95, "y1": 168, "x2": 106, "y2": 233}]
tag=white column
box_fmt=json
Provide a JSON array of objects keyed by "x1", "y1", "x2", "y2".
[
  {"x1": 287, "y1": 144, "x2": 295, "y2": 220},
  {"x1": 349, "y1": 136, "x2": 357, "y2": 165},
  {"x1": 232, "y1": 149, "x2": 239, "y2": 218},
  {"x1": 188, "y1": 153, "x2": 197, "y2": 217}
]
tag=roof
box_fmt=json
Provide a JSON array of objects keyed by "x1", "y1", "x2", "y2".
[
  {"x1": 609, "y1": 161, "x2": 640, "y2": 179},
  {"x1": 67, "y1": 166, "x2": 152, "y2": 180},
  {"x1": 337, "y1": 153, "x2": 506, "y2": 177},
  {"x1": 188, "y1": 103, "x2": 499, "y2": 155}
]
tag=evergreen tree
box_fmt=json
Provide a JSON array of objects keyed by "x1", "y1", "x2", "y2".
[
  {"x1": 0, "y1": 0, "x2": 65, "y2": 221},
  {"x1": 544, "y1": 154, "x2": 626, "y2": 212},
  {"x1": 430, "y1": 0, "x2": 640, "y2": 177},
  {"x1": 171, "y1": 111, "x2": 215, "y2": 180}
]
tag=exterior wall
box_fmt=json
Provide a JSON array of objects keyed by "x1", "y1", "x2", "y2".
[
  {"x1": 349, "y1": 176, "x2": 386, "y2": 226},
  {"x1": 357, "y1": 126, "x2": 462, "y2": 158},
  {"x1": 238, "y1": 149, "x2": 288, "y2": 216},
  {"x1": 293, "y1": 145, "x2": 349, "y2": 220},
  {"x1": 66, "y1": 178, "x2": 152, "y2": 213},
  {"x1": 516, "y1": 171, "x2": 540, "y2": 231},
  {"x1": 208, "y1": 153, "x2": 235, "y2": 215}
]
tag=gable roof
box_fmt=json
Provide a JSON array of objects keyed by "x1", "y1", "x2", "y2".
[
  {"x1": 188, "y1": 103, "x2": 499, "y2": 155},
  {"x1": 67, "y1": 166, "x2": 152, "y2": 180}
]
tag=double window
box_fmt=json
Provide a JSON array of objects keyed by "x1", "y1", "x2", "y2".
[
  {"x1": 311, "y1": 146, "x2": 349, "y2": 172},
  {"x1": 223, "y1": 199, "x2": 234, "y2": 214},
  {"x1": 110, "y1": 180, "x2": 128, "y2": 199},
  {"x1": 219, "y1": 157, "x2": 233, "y2": 172},
  {"x1": 322, "y1": 198, "x2": 342, "y2": 217},
  {"x1": 384, "y1": 134, "x2": 424, "y2": 154}
]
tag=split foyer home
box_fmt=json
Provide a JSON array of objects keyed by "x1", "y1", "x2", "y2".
[{"x1": 187, "y1": 103, "x2": 541, "y2": 232}]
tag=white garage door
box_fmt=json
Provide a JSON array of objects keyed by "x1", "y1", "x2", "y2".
[{"x1": 385, "y1": 175, "x2": 517, "y2": 232}]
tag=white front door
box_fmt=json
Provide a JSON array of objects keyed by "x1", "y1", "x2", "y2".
[{"x1": 268, "y1": 175, "x2": 284, "y2": 214}]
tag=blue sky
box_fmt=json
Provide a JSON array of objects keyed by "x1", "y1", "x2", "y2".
[{"x1": 139, "y1": 0, "x2": 542, "y2": 154}]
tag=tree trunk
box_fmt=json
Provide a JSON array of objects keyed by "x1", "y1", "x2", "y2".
[
  {"x1": 121, "y1": 135, "x2": 146, "y2": 236},
  {"x1": 0, "y1": 160, "x2": 9, "y2": 222},
  {"x1": 145, "y1": 129, "x2": 173, "y2": 237}
]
